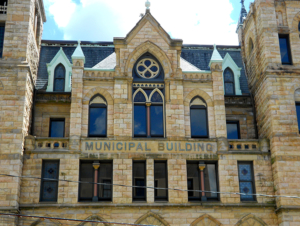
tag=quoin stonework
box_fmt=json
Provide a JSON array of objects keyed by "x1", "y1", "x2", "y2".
[{"x1": 0, "y1": 0, "x2": 300, "y2": 225}]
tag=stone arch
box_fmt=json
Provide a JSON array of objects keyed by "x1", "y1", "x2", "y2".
[
  {"x1": 125, "y1": 41, "x2": 173, "y2": 78},
  {"x1": 235, "y1": 214, "x2": 267, "y2": 226},
  {"x1": 292, "y1": 11, "x2": 300, "y2": 32},
  {"x1": 184, "y1": 89, "x2": 213, "y2": 107},
  {"x1": 190, "y1": 214, "x2": 222, "y2": 226},
  {"x1": 135, "y1": 212, "x2": 169, "y2": 226},
  {"x1": 82, "y1": 87, "x2": 114, "y2": 137},
  {"x1": 83, "y1": 87, "x2": 113, "y2": 105},
  {"x1": 77, "y1": 215, "x2": 109, "y2": 226},
  {"x1": 184, "y1": 89, "x2": 215, "y2": 138}
]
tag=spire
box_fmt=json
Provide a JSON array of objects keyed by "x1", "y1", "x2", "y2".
[
  {"x1": 209, "y1": 44, "x2": 223, "y2": 67},
  {"x1": 236, "y1": 0, "x2": 248, "y2": 32},
  {"x1": 145, "y1": 0, "x2": 150, "y2": 13},
  {"x1": 72, "y1": 40, "x2": 85, "y2": 63}
]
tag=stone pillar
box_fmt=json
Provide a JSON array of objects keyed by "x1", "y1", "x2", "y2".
[
  {"x1": 211, "y1": 62, "x2": 227, "y2": 138},
  {"x1": 146, "y1": 159, "x2": 154, "y2": 203},
  {"x1": 69, "y1": 59, "x2": 84, "y2": 150}
]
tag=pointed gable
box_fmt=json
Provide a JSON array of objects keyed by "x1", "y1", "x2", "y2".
[{"x1": 114, "y1": 10, "x2": 182, "y2": 50}]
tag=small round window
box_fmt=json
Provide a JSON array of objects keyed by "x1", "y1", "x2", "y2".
[{"x1": 136, "y1": 58, "x2": 160, "y2": 79}]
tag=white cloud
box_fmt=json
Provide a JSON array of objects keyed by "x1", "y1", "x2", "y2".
[{"x1": 45, "y1": 0, "x2": 239, "y2": 45}]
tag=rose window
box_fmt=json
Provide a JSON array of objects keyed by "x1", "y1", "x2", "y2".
[{"x1": 136, "y1": 58, "x2": 160, "y2": 79}]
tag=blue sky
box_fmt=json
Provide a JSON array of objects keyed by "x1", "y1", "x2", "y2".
[{"x1": 42, "y1": 0, "x2": 254, "y2": 45}]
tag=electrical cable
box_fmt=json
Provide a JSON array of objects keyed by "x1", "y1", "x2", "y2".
[{"x1": 0, "y1": 173, "x2": 299, "y2": 199}]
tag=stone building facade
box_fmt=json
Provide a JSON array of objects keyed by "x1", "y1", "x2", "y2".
[{"x1": 0, "y1": 0, "x2": 299, "y2": 225}]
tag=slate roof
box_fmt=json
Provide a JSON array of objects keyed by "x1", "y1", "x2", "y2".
[{"x1": 37, "y1": 41, "x2": 249, "y2": 94}]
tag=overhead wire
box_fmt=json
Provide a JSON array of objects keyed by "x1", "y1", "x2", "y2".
[{"x1": 0, "y1": 173, "x2": 300, "y2": 199}]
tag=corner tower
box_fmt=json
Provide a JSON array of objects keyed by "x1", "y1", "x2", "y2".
[
  {"x1": 0, "y1": 0, "x2": 46, "y2": 223},
  {"x1": 241, "y1": 0, "x2": 300, "y2": 224}
]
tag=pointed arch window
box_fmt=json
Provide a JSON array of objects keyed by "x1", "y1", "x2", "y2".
[
  {"x1": 224, "y1": 68, "x2": 235, "y2": 95},
  {"x1": 88, "y1": 95, "x2": 107, "y2": 137},
  {"x1": 190, "y1": 97, "x2": 208, "y2": 138},
  {"x1": 133, "y1": 88, "x2": 164, "y2": 137},
  {"x1": 53, "y1": 64, "x2": 65, "y2": 92}
]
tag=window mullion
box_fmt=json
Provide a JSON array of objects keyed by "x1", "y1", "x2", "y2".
[{"x1": 146, "y1": 102, "x2": 151, "y2": 137}]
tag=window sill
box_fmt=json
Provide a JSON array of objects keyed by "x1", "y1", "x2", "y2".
[{"x1": 20, "y1": 202, "x2": 275, "y2": 209}]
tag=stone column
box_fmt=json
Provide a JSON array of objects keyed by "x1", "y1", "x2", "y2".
[
  {"x1": 198, "y1": 162, "x2": 207, "y2": 201},
  {"x1": 92, "y1": 162, "x2": 100, "y2": 202},
  {"x1": 146, "y1": 159, "x2": 154, "y2": 203},
  {"x1": 69, "y1": 59, "x2": 84, "y2": 150},
  {"x1": 211, "y1": 62, "x2": 227, "y2": 138}
]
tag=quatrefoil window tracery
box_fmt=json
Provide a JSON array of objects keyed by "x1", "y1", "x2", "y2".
[{"x1": 136, "y1": 58, "x2": 160, "y2": 79}]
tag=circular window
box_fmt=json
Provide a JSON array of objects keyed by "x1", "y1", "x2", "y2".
[{"x1": 136, "y1": 58, "x2": 160, "y2": 79}]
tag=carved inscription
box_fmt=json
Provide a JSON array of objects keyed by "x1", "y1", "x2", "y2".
[{"x1": 83, "y1": 141, "x2": 216, "y2": 153}]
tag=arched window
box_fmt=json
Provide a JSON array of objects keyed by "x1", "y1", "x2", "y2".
[
  {"x1": 224, "y1": 68, "x2": 235, "y2": 95},
  {"x1": 53, "y1": 64, "x2": 65, "y2": 92},
  {"x1": 88, "y1": 95, "x2": 107, "y2": 137},
  {"x1": 298, "y1": 21, "x2": 300, "y2": 32},
  {"x1": 190, "y1": 97, "x2": 208, "y2": 138},
  {"x1": 249, "y1": 38, "x2": 254, "y2": 54},
  {"x1": 133, "y1": 88, "x2": 164, "y2": 137}
]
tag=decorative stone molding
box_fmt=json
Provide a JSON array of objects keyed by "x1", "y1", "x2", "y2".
[
  {"x1": 135, "y1": 212, "x2": 169, "y2": 226},
  {"x1": 125, "y1": 41, "x2": 173, "y2": 78},
  {"x1": 190, "y1": 214, "x2": 222, "y2": 226},
  {"x1": 83, "y1": 87, "x2": 114, "y2": 105},
  {"x1": 224, "y1": 96, "x2": 252, "y2": 106},
  {"x1": 77, "y1": 215, "x2": 109, "y2": 226},
  {"x1": 30, "y1": 216, "x2": 62, "y2": 226},
  {"x1": 24, "y1": 135, "x2": 36, "y2": 151},
  {"x1": 184, "y1": 89, "x2": 214, "y2": 107},
  {"x1": 184, "y1": 73, "x2": 212, "y2": 81},
  {"x1": 259, "y1": 138, "x2": 270, "y2": 153},
  {"x1": 235, "y1": 214, "x2": 267, "y2": 226},
  {"x1": 35, "y1": 93, "x2": 71, "y2": 103},
  {"x1": 217, "y1": 137, "x2": 229, "y2": 152}
]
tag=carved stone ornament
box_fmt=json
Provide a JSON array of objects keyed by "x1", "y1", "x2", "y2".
[
  {"x1": 217, "y1": 137, "x2": 229, "y2": 152},
  {"x1": 259, "y1": 138, "x2": 270, "y2": 153}
]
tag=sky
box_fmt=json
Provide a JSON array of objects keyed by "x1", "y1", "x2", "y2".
[{"x1": 42, "y1": 0, "x2": 254, "y2": 45}]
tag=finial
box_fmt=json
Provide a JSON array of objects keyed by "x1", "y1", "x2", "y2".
[
  {"x1": 78, "y1": 40, "x2": 81, "y2": 45},
  {"x1": 241, "y1": 0, "x2": 245, "y2": 7},
  {"x1": 145, "y1": 0, "x2": 150, "y2": 10}
]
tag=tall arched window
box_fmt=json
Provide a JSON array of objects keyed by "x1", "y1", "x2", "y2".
[
  {"x1": 88, "y1": 94, "x2": 107, "y2": 137},
  {"x1": 53, "y1": 64, "x2": 65, "y2": 92},
  {"x1": 190, "y1": 97, "x2": 208, "y2": 138},
  {"x1": 133, "y1": 88, "x2": 164, "y2": 137},
  {"x1": 249, "y1": 38, "x2": 254, "y2": 54},
  {"x1": 224, "y1": 68, "x2": 235, "y2": 95}
]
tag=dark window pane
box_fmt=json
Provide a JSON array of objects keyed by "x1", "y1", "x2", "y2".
[
  {"x1": 225, "y1": 83, "x2": 234, "y2": 95},
  {"x1": 138, "y1": 66, "x2": 146, "y2": 72},
  {"x1": 54, "y1": 64, "x2": 65, "y2": 92},
  {"x1": 150, "y1": 105, "x2": 164, "y2": 137},
  {"x1": 238, "y1": 163, "x2": 255, "y2": 201},
  {"x1": 154, "y1": 162, "x2": 168, "y2": 200},
  {"x1": 41, "y1": 161, "x2": 59, "y2": 202},
  {"x1": 298, "y1": 22, "x2": 300, "y2": 32},
  {"x1": 151, "y1": 66, "x2": 158, "y2": 72},
  {"x1": 224, "y1": 69, "x2": 234, "y2": 82},
  {"x1": 0, "y1": 25, "x2": 5, "y2": 58},
  {"x1": 89, "y1": 107, "x2": 107, "y2": 137},
  {"x1": 133, "y1": 161, "x2": 146, "y2": 200},
  {"x1": 190, "y1": 108, "x2": 208, "y2": 137},
  {"x1": 145, "y1": 71, "x2": 151, "y2": 78},
  {"x1": 50, "y1": 120, "x2": 65, "y2": 137},
  {"x1": 98, "y1": 163, "x2": 112, "y2": 200},
  {"x1": 79, "y1": 162, "x2": 94, "y2": 201},
  {"x1": 238, "y1": 164, "x2": 252, "y2": 181},
  {"x1": 227, "y1": 122, "x2": 240, "y2": 139},
  {"x1": 296, "y1": 104, "x2": 300, "y2": 133},
  {"x1": 134, "y1": 91, "x2": 146, "y2": 102},
  {"x1": 187, "y1": 163, "x2": 200, "y2": 200},
  {"x1": 279, "y1": 36, "x2": 291, "y2": 64},
  {"x1": 151, "y1": 92, "x2": 163, "y2": 102},
  {"x1": 145, "y1": 60, "x2": 151, "y2": 67},
  {"x1": 134, "y1": 105, "x2": 147, "y2": 137}
]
